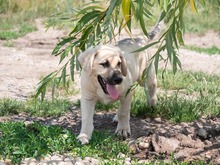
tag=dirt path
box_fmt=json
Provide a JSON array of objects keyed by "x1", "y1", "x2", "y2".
[{"x1": 0, "y1": 19, "x2": 220, "y2": 164}]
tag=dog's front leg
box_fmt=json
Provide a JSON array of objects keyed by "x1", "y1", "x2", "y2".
[
  {"x1": 77, "y1": 98, "x2": 96, "y2": 144},
  {"x1": 115, "y1": 93, "x2": 132, "y2": 139}
]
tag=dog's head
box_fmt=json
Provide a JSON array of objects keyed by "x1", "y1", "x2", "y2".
[{"x1": 78, "y1": 45, "x2": 127, "y2": 99}]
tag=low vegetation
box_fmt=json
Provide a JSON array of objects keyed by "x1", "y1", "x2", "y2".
[
  {"x1": 0, "y1": 0, "x2": 219, "y2": 164},
  {"x1": 0, "y1": 70, "x2": 219, "y2": 164},
  {"x1": 0, "y1": 0, "x2": 219, "y2": 40},
  {"x1": 184, "y1": 45, "x2": 220, "y2": 55}
]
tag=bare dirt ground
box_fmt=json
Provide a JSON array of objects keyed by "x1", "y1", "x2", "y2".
[{"x1": 0, "y1": 19, "x2": 220, "y2": 164}]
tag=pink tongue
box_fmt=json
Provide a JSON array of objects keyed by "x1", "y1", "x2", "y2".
[{"x1": 106, "y1": 84, "x2": 119, "y2": 99}]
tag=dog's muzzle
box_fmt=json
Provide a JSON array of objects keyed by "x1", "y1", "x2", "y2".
[
  {"x1": 107, "y1": 71, "x2": 123, "y2": 85},
  {"x1": 97, "y1": 71, "x2": 123, "y2": 99}
]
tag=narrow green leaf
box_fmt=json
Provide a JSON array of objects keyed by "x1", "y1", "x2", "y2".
[
  {"x1": 79, "y1": 26, "x2": 94, "y2": 50},
  {"x1": 35, "y1": 71, "x2": 57, "y2": 100},
  {"x1": 164, "y1": 0, "x2": 168, "y2": 12},
  {"x1": 154, "y1": 52, "x2": 161, "y2": 75},
  {"x1": 105, "y1": 0, "x2": 119, "y2": 23},
  {"x1": 166, "y1": 34, "x2": 173, "y2": 58},
  {"x1": 177, "y1": 29, "x2": 184, "y2": 46},
  {"x1": 139, "y1": 13, "x2": 148, "y2": 36},
  {"x1": 61, "y1": 64, "x2": 67, "y2": 87},
  {"x1": 59, "y1": 49, "x2": 69, "y2": 64},
  {"x1": 76, "y1": 5, "x2": 104, "y2": 16},
  {"x1": 52, "y1": 37, "x2": 75, "y2": 55},
  {"x1": 51, "y1": 78, "x2": 56, "y2": 100},
  {"x1": 70, "y1": 11, "x2": 101, "y2": 36},
  {"x1": 70, "y1": 57, "x2": 75, "y2": 81}
]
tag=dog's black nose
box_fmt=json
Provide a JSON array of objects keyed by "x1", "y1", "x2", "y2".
[{"x1": 112, "y1": 76, "x2": 122, "y2": 84}]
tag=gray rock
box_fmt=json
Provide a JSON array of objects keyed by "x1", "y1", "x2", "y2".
[
  {"x1": 152, "y1": 134, "x2": 180, "y2": 154},
  {"x1": 198, "y1": 128, "x2": 207, "y2": 139},
  {"x1": 138, "y1": 142, "x2": 150, "y2": 150}
]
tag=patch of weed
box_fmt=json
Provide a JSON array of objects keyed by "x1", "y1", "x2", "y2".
[
  {"x1": 0, "y1": 98, "x2": 73, "y2": 117},
  {"x1": 0, "y1": 98, "x2": 24, "y2": 116},
  {"x1": 158, "y1": 70, "x2": 220, "y2": 96},
  {"x1": 25, "y1": 99, "x2": 73, "y2": 117},
  {"x1": 0, "y1": 23, "x2": 36, "y2": 40},
  {"x1": 185, "y1": 45, "x2": 220, "y2": 55},
  {"x1": 184, "y1": 1, "x2": 220, "y2": 33},
  {"x1": 0, "y1": 122, "x2": 129, "y2": 164}
]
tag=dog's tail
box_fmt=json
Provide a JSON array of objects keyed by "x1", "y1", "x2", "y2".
[{"x1": 147, "y1": 13, "x2": 164, "y2": 41}]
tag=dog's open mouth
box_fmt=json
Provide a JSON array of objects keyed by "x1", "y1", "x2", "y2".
[{"x1": 97, "y1": 75, "x2": 119, "y2": 99}]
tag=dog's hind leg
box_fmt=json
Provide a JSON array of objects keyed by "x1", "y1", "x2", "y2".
[{"x1": 146, "y1": 64, "x2": 157, "y2": 107}]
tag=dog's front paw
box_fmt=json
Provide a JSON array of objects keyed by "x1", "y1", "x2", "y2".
[
  {"x1": 77, "y1": 133, "x2": 90, "y2": 144},
  {"x1": 115, "y1": 124, "x2": 131, "y2": 139}
]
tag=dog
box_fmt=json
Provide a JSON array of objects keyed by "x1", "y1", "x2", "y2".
[{"x1": 77, "y1": 37, "x2": 158, "y2": 144}]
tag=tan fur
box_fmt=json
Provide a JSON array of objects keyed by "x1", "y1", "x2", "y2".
[{"x1": 77, "y1": 39, "x2": 157, "y2": 144}]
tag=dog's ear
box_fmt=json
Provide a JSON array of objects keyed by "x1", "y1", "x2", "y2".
[
  {"x1": 78, "y1": 47, "x2": 97, "y2": 75},
  {"x1": 120, "y1": 55, "x2": 127, "y2": 76}
]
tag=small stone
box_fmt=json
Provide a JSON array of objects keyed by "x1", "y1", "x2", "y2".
[
  {"x1": 83, "y1": 157, "x2": 98, "y2": 164},
  {"x1": 24, "y1": 121, "x2": 34, "y2": 125},
  {"x1": 204, "y1": 140, "x2": 212, "y2": 146},
  {"x1": 82, "y1": 160, "x2": 90, "y2": 165},
  {"x1": 152, "y1": 134, "x2": 180, "y2": 154},
  {"x1": 138, "y1": 160, "x2": 150, "y2": 164},
  {"x1": 128, "y1": 140, "x2": 136, "y2": 147},
  {"x1": 38, "y1": 162, "x2": 48, "y2": 165},
  {"x1": 118, "y1": 153, "x2": 126, "y2": 158},
  {"x1": 205, "y1": 151, "x2": 212, "y2": 159},
  {"x1": 89, "y1": 158, "x2": 99, "y2": 165},
  {"x1": 138, "y1": 142, "x2": 150, "y2": 150},
  {"x1": 64, "y1": 156, "x2": 76, "y2": 164},
  {"x1": 125, "y1": 157, "x2": 131, "y2": 164},
  {"x1": 198, "y1": 128, "x2": 207, "y2": 139},
  {"x1": 75, "y1": 162, "x2": 84, "y2": 165},
  {"x1": 43, "y1": 154, "x2": 51, "y2": 161},
  {"x1": 50, "y1": 155, "x2": 63, "y2": 161},
  {"x1": 154, "y1": 117, "x2": 162, "y2": 122},
  {"x1": 26, "y1": 158, "x2": 37, "y2": 165},
  {"x1": 75, "y1": 158, "x2": 83, "y2": 165},
  {"x1": 215, "y1": 125, "x2": 220, "y2": 131}
]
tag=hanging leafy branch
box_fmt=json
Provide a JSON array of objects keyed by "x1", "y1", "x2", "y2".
[{"x1": 35, "y1": 0, "x2": 202, "y2": 100}]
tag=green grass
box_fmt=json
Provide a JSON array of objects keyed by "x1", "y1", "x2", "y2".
[
  {"x1": 0, "y1": 0, "x2": 219, "y2": 41},
  {"x1": 131, "y1": 70, "x2": 220, "y2": 121},
  {"x1": 0, "y1": 98, "x2": 73, "y2": 117},
  {"x1": 0, "y1": 23, "x2": 36, "y2": 40},
  {"x1": 0, "y1": 122, "x2": 209, "y2": 165},
  {"x1": 0, "y1": 122, "x2": 129, "y2": 164},
  {"x1": 184, "y1": 45, "x2": 220, "y2": 55},
  {"x1": 0, "y1": 70, "x2": 219, "y2": 164},
  {"x1": 183, "y1": 1, "x2": 220, "y2": 33},
  {"x1": 131, "y1": 88, "x2": 219, "y2": 123},
  {"x1": 0, "y1": 0, "x2": 83, "y2": 40},
  {"x1": 157, "y1": 70, "x2": 220, "y2": 96}
]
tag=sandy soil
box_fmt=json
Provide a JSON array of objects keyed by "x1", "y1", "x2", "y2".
[{"x1": 0, "y1": 19, "x2": 220, "y2": 164}]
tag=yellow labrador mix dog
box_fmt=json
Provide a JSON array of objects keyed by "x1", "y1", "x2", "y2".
[{"x1": 77, "y1": 38, "x2": 157, "y2": 144}]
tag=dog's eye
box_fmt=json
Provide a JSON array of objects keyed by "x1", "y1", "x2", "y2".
[
  {"x1": 100, "y1": 61, "x2": 109, "y2": 68},
  {"x1": 117, "y1": 61, "x2": 121, "y2": 66}
]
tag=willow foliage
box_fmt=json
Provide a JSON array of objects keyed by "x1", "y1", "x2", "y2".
[{"x1": 35, "y1": 0, "x2": 203, "y2": 100}]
